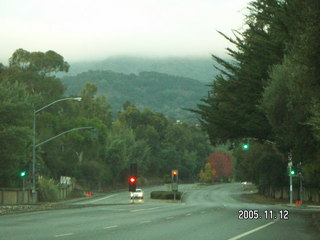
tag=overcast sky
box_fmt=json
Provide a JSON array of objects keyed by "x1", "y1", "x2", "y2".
[{"x1": 0, "y1": 0, "x2": 250, "y2": 63}]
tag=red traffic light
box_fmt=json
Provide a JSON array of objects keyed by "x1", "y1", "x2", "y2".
[
  {"x1": 129, "y1": 177, "x2": 136, "y2": 183},
  {"x1": 172, "y1": 170, "x2": 178, "y2": 176}
]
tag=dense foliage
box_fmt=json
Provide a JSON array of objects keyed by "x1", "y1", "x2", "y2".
[
  {"x1": 62, "y1": 70, "x2": 208, "y2": 123},
  {"x1": 0, "y1": 49, "x2": 212, "y2": 190},
  {"x1": 195, "y1": 0, "x2": 320, "y2": 191}
]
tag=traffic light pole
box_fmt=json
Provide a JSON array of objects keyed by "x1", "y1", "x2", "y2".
[
  {"x1": 171, "y1": 170, "x2": 179, "y2": 202},
  {"x1": 289, "y1": 174, "x2": 293, "y2": 205},
  {"x1": 288, "y1": 153, "x2": 293, "y2": 205},
  {"x1": 22, "y1": 177, "x2": 25, "y2": 204}
]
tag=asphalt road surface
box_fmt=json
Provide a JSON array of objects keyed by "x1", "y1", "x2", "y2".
[{"x1": 1, "y1": 183, "x2": 319, "y2": 240}]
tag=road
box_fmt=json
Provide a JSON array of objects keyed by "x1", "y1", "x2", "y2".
[{"x1": 0, "y1": 183, "x2": 319, "y2": 240}]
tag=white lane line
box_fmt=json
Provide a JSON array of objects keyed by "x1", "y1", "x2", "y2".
[
  {"x1": 166, "y1": 216, "x2": 174, "y2": 220},
  {"x1": 88, "y1": 194, "x2": 116, "y2": 203},
  {"x1": 140, "y1": 220, "x2": 151, "y2": 224},
  {"x1": 186, "y1": 213, "x2": 192, "y2": 216},
  {"x1": 103, "y1": 225, "x2": 118, "y2": 229},
  {"x1": 201, "y1": 211, "x2": 206, "y2": 214},
  {"x1": 228, "y1": 221, "x2": 276, "y2": 240},
  {"x1": 54, "y1": 233, "x2": 74, "y2": 238}
]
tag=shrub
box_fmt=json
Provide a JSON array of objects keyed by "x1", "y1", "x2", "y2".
[
  {"x1": 150, "y1": 191, "x2": 182, "y2": 200},
  {"x1": 70, "y1": 188, "x2": 86, "y2": 198},
  {"x1": 37, "y1": 177, "x2": 59, "y2": 202}
]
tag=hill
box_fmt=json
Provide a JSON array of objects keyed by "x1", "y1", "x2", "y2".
[
  {"x1": 65, "y1": 56, "x2": 218, "y2": 83},
  {"x1": 62, "y1": 70, "x2": 209, "y2": 122}
]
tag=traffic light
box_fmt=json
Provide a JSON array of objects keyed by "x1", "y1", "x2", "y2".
[
  {"x1": 242, "y1": 143, "x2": 249, "y2": 150},
  {"x1": 129, "y1": 176, "x2": 137, "y2": 192},
  {"x1": 20, "y1": 171, "x2": 26, "y2": 177},
  {"x1": 290, "y1": 169, "x2": 295, "y2": 175},
  {"x1": 172, "y1": 170, "x2": 178, "y2": 182},
  {"x1": 129, "y1": 163, "x2": 137, "y2": 192}
]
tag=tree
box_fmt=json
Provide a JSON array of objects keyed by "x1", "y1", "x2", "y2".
[
  {"x1": 199, "y1": 163, "x2": 216, "y2": 183},
  {"x1": 262, "y1": 0, "x2": 320, "y2": 186},
  {"x1": 0, "y1": 81, "x2": 33, "y2": 187},
  {"x1": 207, "y1": 0, "x2": 288, "y2": 141},
  {"x1": 193, "y1": 0, "x2": 320, "y2": 191},
  {"x1": 9, "y1": 48, "x2": 69, "y2": 75},
  {"x1": 234, "y1": 142, "x2": 287, "y2": 192},
  {"x1": 207, "y1": 152, "x2": 233, "y2": 181},
  {"x1": 262, "y1": 56, "x2": 317, "y2": 160}
]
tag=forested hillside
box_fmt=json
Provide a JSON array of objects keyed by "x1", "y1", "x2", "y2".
[
  {"x1": 65, "y1": 56, "x2": 219, "y2": 82},
  {"x1": 0, "y1": 49, "x2": 213, "y2": 193},
  {"x1": 62, "y1": 70, "x2": 208, "y2": 122}
]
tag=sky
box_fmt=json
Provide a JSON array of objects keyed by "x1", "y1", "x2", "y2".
[{"x1": 0, "y1": 0, "x2": 250, "y2": 63}]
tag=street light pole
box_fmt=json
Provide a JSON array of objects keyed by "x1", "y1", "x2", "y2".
[
  {"x1": 31, "y1": 97, "x2": 82, "y2": 203},
  {"x1": 32, "y1": 111, "x2": 36, "y2": 203}
]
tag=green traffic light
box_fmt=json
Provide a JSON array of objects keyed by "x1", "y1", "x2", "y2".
[
  {"x1": 20, "y1": 171, "x2": 26, "y2": 177},
  {"x1": 242, "y1": 144, "x2": 249, "y2": 150},
  {"x1": 290, "y1": 170, "x2": 295, "y2": 175}
]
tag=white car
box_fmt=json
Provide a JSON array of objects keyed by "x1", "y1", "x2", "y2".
[{"x1": 131, "y1": 189, "x2": 144, "y2": 199}]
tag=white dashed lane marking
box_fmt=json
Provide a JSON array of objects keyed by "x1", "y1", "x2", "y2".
[
  {"x1": 140, "y1": 220, "x2": 151, "y2": 224},
  {"x1": 54, "y1": 233, "x2": 74, "y2": 238},
  {"x1": 104, "y1": 225, "x2": 118, "y2": 229}
]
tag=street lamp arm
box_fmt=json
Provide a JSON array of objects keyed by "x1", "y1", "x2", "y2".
[
  {"x1": 35, "y1": 127, "x2": 95, "y2": 148},
  {"x1": 31, "y1": 96, "x2": 82, "y2": 203},
  {"x1": 35, "y1": 97, "x2": 82, "y2": 113}
]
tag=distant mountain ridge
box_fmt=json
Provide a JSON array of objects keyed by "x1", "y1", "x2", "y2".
[
  {"x1": 62, "y1": 70, "x2": 209, "y2": 122},
  {"x1": 65, "y1": 56, "x2": 218, "y2": 83}
]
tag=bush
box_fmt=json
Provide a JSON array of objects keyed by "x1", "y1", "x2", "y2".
[
  {"x1": 70, "y1": 188, "x2": 86, "y2": 198},
  {"x1": 37, "y1": 177, "x2": 59, "y2": 202},
  {"x1": 150, "y1": 191, "x2": 182, "y2": 200}
]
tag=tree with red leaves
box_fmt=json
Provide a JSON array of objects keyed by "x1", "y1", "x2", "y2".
[{"x1": 207, "y1": 151, "x2": 233, "y2": 181}]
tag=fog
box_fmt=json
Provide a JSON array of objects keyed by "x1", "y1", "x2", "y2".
[{"x1": 0, "y1": 0, "x2": 250, "y2": 63}]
